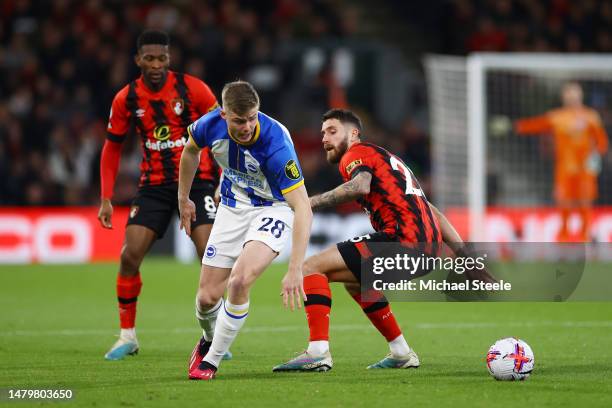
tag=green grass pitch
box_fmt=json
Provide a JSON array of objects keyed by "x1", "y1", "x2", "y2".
[{"x1": 1, "y1": 258, "x2": 611, "y2": 407}]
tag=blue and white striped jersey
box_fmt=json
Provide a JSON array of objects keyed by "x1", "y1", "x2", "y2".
[{"x1": 187, "y1": 108, "x2": 304, "y2": 208}]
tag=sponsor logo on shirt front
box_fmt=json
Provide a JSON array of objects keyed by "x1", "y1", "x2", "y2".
[
  {"x1": 145, "y1": 136, "x2": 188, "y2": 151},
  {"x1": 224, "y1": 167, "x2": 265, "y2": 189},
  {"x1": 154, "y1": 125, "x2": 171, "y2": 141}
]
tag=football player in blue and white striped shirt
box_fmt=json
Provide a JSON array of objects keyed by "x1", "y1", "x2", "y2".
[{"x1": 178, "y1": 81, "x2": 312, "y2": 381}]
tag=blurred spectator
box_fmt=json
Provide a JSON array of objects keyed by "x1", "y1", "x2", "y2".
[
  {"x1": 466, "y1": 17, "x2": 508, "y2": 51},
  {"x1": 0, "y1": 0, "x2": 352, "y2": 206},
  {"x1": 443, "y1": 0, "x2": 612, "y2": 54},
  {"x1": 2, "y1": 0, "x2": 611, "y2": 207}
]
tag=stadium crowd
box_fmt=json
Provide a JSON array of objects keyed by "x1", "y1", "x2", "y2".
[
  {"x1": 1, "y1": 0, "x2": 610, "y2": 206},
  {"x1": 440, "y1": 0, "x2": 612, "y2": 53},
  {"x1": 0, "y1": 0, "x2": 363, "y2": 206}
]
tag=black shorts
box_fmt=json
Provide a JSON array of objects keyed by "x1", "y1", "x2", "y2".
[
  {"x1": 127, "y1": 182, "x2": 217, "y2": 239},
  {"x1": 337, "y1": 232, "x2": 436, "y2": 283}
]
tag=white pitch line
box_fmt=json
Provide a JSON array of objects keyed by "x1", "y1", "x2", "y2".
[
  {"x1": 414, "y1": 321, "x2": 612, "y2": 329},
  {"x1": 1, "y1": 321, "x2": 611, "y2": 337}
]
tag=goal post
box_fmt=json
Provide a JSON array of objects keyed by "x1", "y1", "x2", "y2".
[{"x1": 467, "y1": 55, "x2": 486, "y2": 241}]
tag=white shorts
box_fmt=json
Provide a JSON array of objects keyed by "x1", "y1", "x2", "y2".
[{"x1": 202, "y1": 204, "x2": 294, "y2": 268}]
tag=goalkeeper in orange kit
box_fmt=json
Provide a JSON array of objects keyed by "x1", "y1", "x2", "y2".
[{"x1": 515, "y1": 82, "x2": 608, "y2": 242}]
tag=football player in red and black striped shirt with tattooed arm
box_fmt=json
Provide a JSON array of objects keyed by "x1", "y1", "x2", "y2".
[
  {"x1": 98, "y1": 30, "x2": 222, "y2": 361},
  {"x1": 274, "y1": 109, "x2": 493, "y2": 372}
]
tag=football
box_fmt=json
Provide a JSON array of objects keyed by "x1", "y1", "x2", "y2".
[{"x1": 486, "y1": 337, "x2": 535, "y2": 381}]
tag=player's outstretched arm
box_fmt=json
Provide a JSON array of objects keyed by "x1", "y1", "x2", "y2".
[
  {"x1": 428, "y1": 202, "x2": 464, "y2": 254},
  {"x1": 310, "y1": 171, "x2": 372, "y2": 211},
  {"x1": 282, "y1": 185, "x2": 313, "y2": 311},
  {"x1": 178, "y1": 137, "x2": 201, "y2": 236},
  {"x1": 429, "y1": 202, "x2": 497, "y2": 284},
  {"x1": 514, "y1": 114, "x2": 552, "y2": 135}
]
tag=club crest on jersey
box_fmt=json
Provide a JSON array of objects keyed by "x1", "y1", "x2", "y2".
[
  {"x1": 284, "y1": 160, "x2": 301, "y2": 180},
  {"x1": 245, "y1": 154, "x2": 260, "y2": 174},
  {"x1": 154, "y1": 125, "x2": 171, "y2": 141},
  {"x1": 246, "y1": 162, "x2": 259, "y2": 174},
  {"x1": 172, "y1": 98, "x2": 184, "y2": 115},
  {"x1": 205, "y1": 245, "x2": 217, "y2": 258},
  {"x1": 345, "y1": 159, "x2": 362, "y2": 174},
  {"x1": 130, "y1": 206, "x2": 139, "y2": 219}
]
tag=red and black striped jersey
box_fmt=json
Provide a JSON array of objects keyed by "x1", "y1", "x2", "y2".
[
  {"x1": 107, "y1": 71, "x2": 219, "y2": 187},
  {"x1": 339, "y1": 142, "x2": 442, "y2": 243}
]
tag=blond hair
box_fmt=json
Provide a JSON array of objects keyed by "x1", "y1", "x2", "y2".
[{"x1": 221, "y1": 81, "x2": 260, "y2": 115}]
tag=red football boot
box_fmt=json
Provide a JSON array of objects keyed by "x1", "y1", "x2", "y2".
[
  {"x1": 189, "y1": 361, "x2": 217, "y2": 381},
  {"x1": 189, "y1": 336, "x2": 211, "y2": 374}
]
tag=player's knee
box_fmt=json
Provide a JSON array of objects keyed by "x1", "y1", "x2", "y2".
[
  {"x1": 196, "y1": 290, "x2": 221, "y2": 310},
  {"x1": 302, "y1": 256, "x2": 320, "y2": 277},
  {"x1": 227, "y1": 273, "x2": 253, "y2": 294},
  {"x1": 119, "y1": 245, "x2": 143, "y2": 275}
]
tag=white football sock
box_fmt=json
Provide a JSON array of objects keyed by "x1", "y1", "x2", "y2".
[
  {"x1": 204, "y1": 300, "x2": 249, "y2": 368},
  {"x1": 389, "y1": 334, "x2": 411, "y2": 357},
  {"x1": 307, "y1": 340, "x2": 329, "y2": 356},
  {"x1": 195, "y1": 297, "x2": 223, "y2": 342},
  {"x1": 120, "y1": 328, "x2": 136, "y2": 340}
]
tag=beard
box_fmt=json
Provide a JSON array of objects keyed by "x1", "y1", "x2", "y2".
[{"x1": 326, "y1": 137, "x2": 349, "y2": 164}]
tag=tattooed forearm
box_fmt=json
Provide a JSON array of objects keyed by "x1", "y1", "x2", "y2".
[
  {"x1": 310, "y1": 172, "x2": 371, "y2": 210},
  {"x1": 310, "y1": 183, "x2": 356, "y2": 210}
]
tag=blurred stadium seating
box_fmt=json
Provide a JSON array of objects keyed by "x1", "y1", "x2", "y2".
[
  {"x1": 1, "y1": 0, "x2": 611, "y2": 260},
  {"x1": 0, "y1": 0, "x2": 432, "y2": 207}
]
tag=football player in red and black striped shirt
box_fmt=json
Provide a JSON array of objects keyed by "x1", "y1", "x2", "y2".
[
  {"x1": 274, "y1": 109, "x2": 473, "y2": 372},
  {"x1": 99, "y1": 30, "x2": 220, "y2": 360}
]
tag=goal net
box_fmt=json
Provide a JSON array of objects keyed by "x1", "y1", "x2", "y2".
[{"x1": 425, "y1": 54, "x2": 612, "y2": 241}]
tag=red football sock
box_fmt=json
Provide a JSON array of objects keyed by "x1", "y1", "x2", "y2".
[
  {"x1": 351, "y1": 290, "x2": 402, "y2": 342},
  {"x1": 303, "y1": 274, "x2": 332, "y2": 341},
  {"x1": 116, "y1": 273, "x2": 142, "y2": 329}
]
